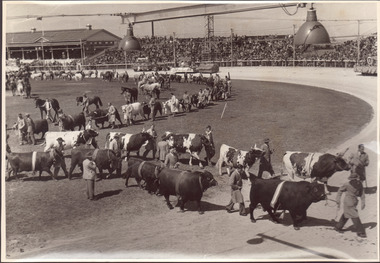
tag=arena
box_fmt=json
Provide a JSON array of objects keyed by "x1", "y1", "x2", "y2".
[{"x1": 2, "y1": 2, "x2": 378, "y2": 262}]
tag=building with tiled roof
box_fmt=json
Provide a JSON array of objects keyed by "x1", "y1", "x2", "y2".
[{"x1": 6, "y1": 27, "x2": 121, "y2": 60}]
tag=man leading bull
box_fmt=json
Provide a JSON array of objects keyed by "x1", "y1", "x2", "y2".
[
  {"x1": 257, "y1": 138, "x2": 275, "y2": 178},
  {"x1": 50, "y1": 137, "x2": 69, "y2": 178}
]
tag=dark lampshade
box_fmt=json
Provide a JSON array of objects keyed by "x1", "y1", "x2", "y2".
[
  {"x1": 118, "y1": 23, "x2": 141, "y2": 51},
  {"x1": 294, "y1": 7, "x2": 330, "y2": 46}
]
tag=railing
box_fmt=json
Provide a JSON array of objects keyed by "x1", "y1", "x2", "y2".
[{"x1": 20, "y1": 59, "x2": 357, "y2": 71}]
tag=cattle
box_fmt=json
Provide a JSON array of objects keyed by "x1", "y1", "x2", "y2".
[
  {"x1": 58, "y1": 112, "x2": 86, "y2": 131},
  {"x1": 120, "y1": 86, "x2": 138, "y2": 102},
  {"x1": 104, "y1": 131, "x2": 125, "y2": 149},
  {"x1": 73, "y1": 72, "x2": 84, "y2": 81},
  {"x1": 142, "y1": 101, "x2": 163, "y2": 121},
  {"x1": 283, "y1": 151, "x2": 351, "y2": 194},
  {"x1": 216, "y1": 144, "x2": 263, "y2": 176},
  {"x1": 88, "y1": 109, "x2": 123, "y2": 129},
  {"x1": 33, "y1": 119, "x2": 49, "y2": 139},
  {"x1": 163, "y1": 132, "x2": 215, "y2": 168},
  {"x1": 249, "y1": 175, "x2": 326, "y2": 230},
  {"x1": 158, "y1": 168, "x2": 218, "y2": 214},
  {"x1": 120, "y1": 132, "x2": 156, "y2": 159},
  {"x1": 44, "y1": 129, "x2": 99, "y2": 152},
  {"x1": 124, "y1": 157, "x2": 163, "y2": 193},
  {"x1": 68, "y1": 147, "x2": 121, "y2": 180},
  {"x1": 7, "y1": 151, "x2": 64, "y2": 181},
  {"x1": 121, "y1": 103, "x2": 146, "y2": 125}
]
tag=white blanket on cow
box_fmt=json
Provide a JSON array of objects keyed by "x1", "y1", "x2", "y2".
[
  {"x1": 32, "y1": 151, "x2": 37, "y2": 171},
  {"x1": 270, "y1": 181, "x2": 286, "y2": 209}
]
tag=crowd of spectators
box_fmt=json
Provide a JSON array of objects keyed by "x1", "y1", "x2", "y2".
[
  {"x1": 89, "y1": 33, "x2": 376, "y2": 66},
  {"x1": 11, "y1": 33, "x2": 376, "y2": 69}
]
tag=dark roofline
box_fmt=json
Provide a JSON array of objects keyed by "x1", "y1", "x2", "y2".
[{"x1": 7, "y1": 28, "x2": 122, "y2": 41}]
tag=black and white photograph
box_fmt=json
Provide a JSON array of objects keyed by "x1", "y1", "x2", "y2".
[{"x1": 2, "y1": 1, "x2": 378, "y2": 261}]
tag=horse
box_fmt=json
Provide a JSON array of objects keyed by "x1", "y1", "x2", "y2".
[
  {"x1": 35, "y1": 98, "x2": 61, "y2": 122},
  {"x1": 120, "y1": 87, "x2": 138, "y2": 102},
  {"x1": 76, "y1": 96, "x2": 103, "y2": 111},
  {"x1": 141, "y1": 83, "x2": 161, "y2": 99},
  {"x1": 58, "y1": 112, "x2": 86, "y2": 131}
]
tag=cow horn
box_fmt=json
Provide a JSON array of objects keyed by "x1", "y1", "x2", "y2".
[{"x1": 336, "y1": 147, "x2": 349, "y2": 157}]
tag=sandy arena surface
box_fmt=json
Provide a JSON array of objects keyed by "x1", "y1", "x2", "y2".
[{"x1": 3, "y1": 66, "x2": 378, "y2": 261}]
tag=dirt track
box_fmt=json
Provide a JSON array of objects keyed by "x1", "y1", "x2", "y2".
[{"x1": 3, "y1": 67, "x2": 378, "y2": 261}]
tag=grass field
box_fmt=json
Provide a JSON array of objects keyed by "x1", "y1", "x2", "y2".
[{"x1": 4, "y1": 75, "x2": 374, "y2": 259}]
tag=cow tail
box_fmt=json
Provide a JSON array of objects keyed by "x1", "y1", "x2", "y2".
[{"x1": 98, "y1": 97, "x2": 103, "y2": 107}]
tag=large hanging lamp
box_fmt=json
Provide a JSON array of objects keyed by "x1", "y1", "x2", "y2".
[
  {"x1": 118, "y1": 23, "x2": 141, "y2": 51},
  {"x1": 294, "y1": 5, "x2": 330, "y2": 46}
]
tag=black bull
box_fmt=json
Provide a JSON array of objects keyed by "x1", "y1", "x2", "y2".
[
  {"x1": 142, "y1": 102, "x2": 163, "y2": 121},
  {"x1": 120, "y1": 86, "x2": 138, "y2": 102},
  {"x1": 158, "y1": 168, "x2": 218, "y2": 214},
  {"x1": 88, "y1": 109, "x2": 123, "y2": 128},
  {"x1": 124, "y1": 157, "x2": 163, "y2": 193},
  {"x1": 59, "y1": 112, "x2": 86, "y2": 131},
  {"x1": 7, "y1": 152, "x2": 64, "y2": 181},
  {"x1": 249, "y1": 175, "x2": 326, "y2": 230},
  {"x1": 69, "y1": 148, "x2": 121, "y2": 180},
  {"x1": 19, "y1": 119, "x2": 49, "y2": 139}
]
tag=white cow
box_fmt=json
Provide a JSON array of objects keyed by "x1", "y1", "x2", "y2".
[
  {"x1": 31, "y1": 72, "x2": 43, "y2": 80},
  {"x1": 74, "y1": 73, "x2": 84, "y2": 81},
  {"x1": 121, "y1": 103, "x2": 145, "y2": 125},
  {"x1": 104, "y1": 131, "x2": 126, "y2": 148},
  {"x1": 44, "y1": 131, "x2": 92, "y2": 152},
  {"x1": 216, "y1": 144, "x2": 263, "y2": 176}
]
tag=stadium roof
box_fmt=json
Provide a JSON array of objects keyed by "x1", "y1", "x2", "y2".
[{"x1": 6, "y1": 28, "x2": 121, "y2": 47}]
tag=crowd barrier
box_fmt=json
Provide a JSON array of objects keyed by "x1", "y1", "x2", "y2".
[{"x1": 16, "y1": 59, "x2": 358, "y2": 71}]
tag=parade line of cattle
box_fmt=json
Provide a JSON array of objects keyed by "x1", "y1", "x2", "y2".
[{"x1": 6, "y1": 70, "x2": 353, "y2": 230}]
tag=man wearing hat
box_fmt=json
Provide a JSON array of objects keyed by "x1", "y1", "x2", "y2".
[
  {"x1": 15, "y1": 113, "x2": 26, "y2": 145},
  {"x1": 108, "y1": 134, "x2": 120, "y2": 156},
  {"x1": 24, "y1": 113, "x2": 36, "y2": 145},
  {"x1": 335, "y1": 169, "x2": 366, "y2": 238},
  {"x1": 350, "y1": 144, "x2": 370, "y2": 185},
  {"x1": 226, "y1": 164, "x2": 247, "y2": 216},
  {"x1": 106, "y1": 102, "x2": 116, "y2": 129},
  {"x1": 83, "y1": 156, "x2": 97, "y2": 200},
  {"x1": 157, "y1": 135, "x2": 169, "y2": 163},
  {"x1": 164, "y1": 146, "x2": 179, "y2": 169},
  {"x1": 257, "y1": 138, "x2": 275, "y2": 178},
  {"x1": 182, "y1": 91, "x2": 190, "y2": 112},
  {"x1": 51, "y1": 137, "x2": 69, "y2": 178}
]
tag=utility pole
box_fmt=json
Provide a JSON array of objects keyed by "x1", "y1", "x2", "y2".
[
  {"x1": 230, "y1": 28, "x2": 233, "y2": 62},
  {"x1": 293, "y1": 24, "x2": 296, "y2": 67},
  {"x1": 357, "y1": 20, "x2": 360, "y2": 63},
  {"x1": 173, "y1": 32, "x2": 176, "y2": 67}
]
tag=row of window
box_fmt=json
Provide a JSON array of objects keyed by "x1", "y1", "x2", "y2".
[{"x1": 89, "y1": 41, "x2": 114, "y2": 45}]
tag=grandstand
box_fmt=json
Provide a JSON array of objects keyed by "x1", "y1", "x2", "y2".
[{"x1": 6, "y1": 27, "x2": 377, "y2": 71}]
